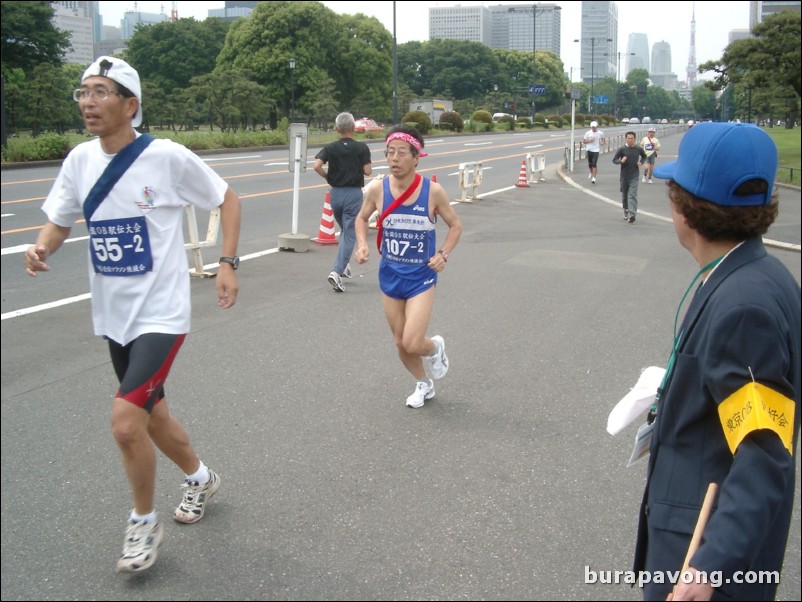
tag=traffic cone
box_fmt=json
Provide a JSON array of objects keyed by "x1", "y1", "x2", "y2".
[
  {"x1": 311, "y1": 191, "x2": 338, "y2": 245},
  {"x1": 515, "y1": 159, "x2": 529, "y2": 187}
]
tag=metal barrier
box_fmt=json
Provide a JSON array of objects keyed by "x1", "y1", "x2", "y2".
[
  {"x1": 457, "y1": 162, "x2": 483, "y2": 203},
  {"x1": 184, "y1": 205, "x2": 220, "y2": 278},
  {"x1": 526, "y1": 152, "x2": 546, "y2": 183}
]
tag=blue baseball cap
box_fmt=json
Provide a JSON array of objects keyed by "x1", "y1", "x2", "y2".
[{"x1": 653, "y1": 122, "x2": 777, "y2": 206}]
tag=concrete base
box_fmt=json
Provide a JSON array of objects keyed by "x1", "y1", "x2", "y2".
[{"x1": 278, "y1": 233, "x2": 311, "y2": 253}]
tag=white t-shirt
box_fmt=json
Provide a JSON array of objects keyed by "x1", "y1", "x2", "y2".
[
  {"x1": 42, "y1": 135, "x2": 228, "y2": 345},
  {"x1": 583, "y1": 128, "x2": 604, "y2": 152},
  {"x1": 640, "y1": 135, "x2": 661, "y2": 157}
]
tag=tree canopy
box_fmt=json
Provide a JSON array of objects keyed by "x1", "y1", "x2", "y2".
[
  {"x1": 125, "y1": 17, "x2": 230, "y2": 94},
  {"x1": 1, "y1": 1, "x2": 70, "y2": 76}
]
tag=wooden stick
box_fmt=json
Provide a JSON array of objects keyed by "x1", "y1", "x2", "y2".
[{"x1": 674, "y1": 482, "x2": 719, "y2": 593}]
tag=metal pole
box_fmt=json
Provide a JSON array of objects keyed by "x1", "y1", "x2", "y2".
[
  {"x1": 590, "y1": 39, "x2": 594, "y2": 114},
  {"x1": 392, "y1": 1, "x2": 398, "y2": 125},
  {"x1": 291, "y1": 132, "x2": 302, "y2": 234},
  {"x1": 532, "y1": 5, "x2": 536, "y2": 123}
]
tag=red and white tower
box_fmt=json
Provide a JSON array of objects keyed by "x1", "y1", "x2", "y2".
[{"x1": 686, "y1": 2, "x2": 698, "y2": 88}]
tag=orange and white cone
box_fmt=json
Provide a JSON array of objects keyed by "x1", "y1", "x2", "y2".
[
  {"x1": 515, "y1": 159, "x2": 529, "y2": 187},
  {"x1": 312, "y1": 191, "x2": 338, "y2": 245}
]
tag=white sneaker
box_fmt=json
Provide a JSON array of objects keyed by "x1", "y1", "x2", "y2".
[
  {"x1": 406, "y1": 379, "x2": 435, "y2": 408},
  {"x1": 328, "y1": 271, "x2": 344, "y2": 292},
  {"x1": 116, "y1": 518, "x2": 164, "y2": 573},
  {"x1": 588, "y1": 172, "x2": 592, "y2": 180},
  {"x1": 591, "y1": 177, "x2": 596, "y2": 184},
  {"x1": 642, "y1": 176, "x2": 647, "y2": 183},
  {"x1": 648, "y1": 179, "x2": 653, "y2": 184},
  {"x1": 425, "y1": 335, "x2": 449, "y2": 380},
  {"x1": 341, "y1": 263, "x2": 352, "y2": 279}
]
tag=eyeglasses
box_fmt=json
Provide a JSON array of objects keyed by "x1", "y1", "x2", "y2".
[
  {"x1": 73, "y1": 87, "x2": 122, "y2": 102},
  {"x1": 384, "y1": 148, "x2": 412, "y2": 158}
]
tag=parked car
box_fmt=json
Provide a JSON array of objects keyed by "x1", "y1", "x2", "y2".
[
  {"x1": 354, "y1": 117, "x2": 383, "y2": 133},
  {"x1": 621, "y1": 117, "x2": 630, "y2": 124},
  {"x1": 642, "y1": 116, "x2": 652, "y2": 124},
  {"x1": 629, "y1": 117, "x2": 640, "y2": 124},
  {"x1": 660, "y1": 118, "x2": 669, "y2": 124}
]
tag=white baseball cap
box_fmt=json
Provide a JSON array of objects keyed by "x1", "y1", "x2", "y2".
[
  {"x1": 590, "y1": 121, "x2": 598, "y2": 128},
  {"x1": 82, "y1": 56, "x2": 142, "y2": 127}
]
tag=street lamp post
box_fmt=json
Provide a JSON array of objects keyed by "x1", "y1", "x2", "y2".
[
  {"x1": 288, "y1": 58, "x2": 296, "y2": 121},
  {"x1": 575, "y1": 37, "x2": 612, "y2": 115},
  {"x1": 509, "y1": 4, "x2": 561, "y2": 124},
  {"x1": 606, "y1": 51, "x2": 634, "y2": 120}
]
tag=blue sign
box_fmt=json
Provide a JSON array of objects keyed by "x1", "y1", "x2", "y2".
[
  {"x1": 529, "y1": 84, "x2": 547, "y2": 96},
  {"x1": 594, "y1": 95, "x2": 609, "y2": 104}
]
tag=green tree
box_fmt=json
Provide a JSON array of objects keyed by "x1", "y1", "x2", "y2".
[
  {"x1": 24, "y1": 63, "x2": 83, "y2": 135},
  {"x1": 1, "y1": 1, "x2": 71, "y2": 76},
  {"x1": 690, "y1": 86, "x2": 716, "y2": 119},
  {"x1": 1, "y1": 0, "x2": 71, "y2": 142},
  {"x1": 700, "y1": 12, "x2": 800, "y2": 126},
  {"x1": 125, "y1": 17, "x2": 230, "y2": 94},
  {"x1": 217, "y1": 2, "x2": 390, "y2": 121}
]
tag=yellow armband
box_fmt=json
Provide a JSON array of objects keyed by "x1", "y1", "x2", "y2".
[{"x1": 718, "y1": 382, "x2": 795, "y2": 455}]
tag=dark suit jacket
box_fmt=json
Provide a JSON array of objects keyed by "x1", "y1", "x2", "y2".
[{"x1": 634, "y1": 237, "x2": 801, "y2": 600}]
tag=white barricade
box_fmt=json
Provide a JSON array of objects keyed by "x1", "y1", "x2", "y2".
[
  {"x1": 457, "y1": 162, "x2": 483, "y2": 203},
  {"x1": 184, "y1": 205, "x2": 220, "y2": 278},
  {"x1": 526, "y1": 152, "x2": 546, "y2": 183}
]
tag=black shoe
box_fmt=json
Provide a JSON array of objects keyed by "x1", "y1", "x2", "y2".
[{"x1": 628, "y1": 214, "x2": 636, "y2": 223}]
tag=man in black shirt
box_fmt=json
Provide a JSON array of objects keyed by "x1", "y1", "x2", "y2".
[
  {"x1": 314, "y1": 112, "x2": 373, "y2": 292},
  {"x1": 612, "y1": 131, "x2": 647, "y2": 223}
]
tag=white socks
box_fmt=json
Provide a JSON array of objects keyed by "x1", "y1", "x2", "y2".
[{"x1": 185, "y1": 461, "x2": 210, "y2": 485}]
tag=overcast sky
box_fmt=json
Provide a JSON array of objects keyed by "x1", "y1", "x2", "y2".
[{"x1": 98, "y1": 1, "x2": 751, "y2": 79}]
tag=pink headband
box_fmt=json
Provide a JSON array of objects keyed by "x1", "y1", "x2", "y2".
[{"x1": 386, "y1": 132, "x2": 428, "y2": 157}]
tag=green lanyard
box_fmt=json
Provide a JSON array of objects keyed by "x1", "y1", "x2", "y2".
[{"x1": 649, "y1": 256, "x2": 724, "y2": 421}]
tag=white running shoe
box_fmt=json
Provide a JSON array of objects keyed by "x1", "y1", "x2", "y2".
[
  {"x1": 642, "y1": 176, "x2": 647, "y2": 183},
  {"x1": 588, "y1": 172, "x2": 592, "y2": 180},
  {"x1": 328, "y1": 271, "x2": 344, "y2": 292},
  {"x1": 591, "y1": 177, "x2": 596, "y2": 184},
  {"x1": 174, "y1": 468, "x2": 221, "y2": 524},
  {"x1": 648, "y1": 179, "x2": 653, "y2": 184},
  {"x1": 425, "y1": 335, "x2": 449, "y2": 380},
  {"x1": 116, "y1": 518, "x2": 164, "y2": 573},
  {"x1": 406, "y1": 379, "x2": 435, "y2": 408},
  {"x1": 341, "y1": 263, "x2": 352, "y2": 279}
]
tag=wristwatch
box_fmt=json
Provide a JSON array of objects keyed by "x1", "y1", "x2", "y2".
[{"x1": 219, "y1": 256, "x2": 240, "y2": 270}]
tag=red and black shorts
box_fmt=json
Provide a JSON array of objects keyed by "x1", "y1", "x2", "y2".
[{"x1": 107, "y1": 333, "x2": 186, "y2": 413}]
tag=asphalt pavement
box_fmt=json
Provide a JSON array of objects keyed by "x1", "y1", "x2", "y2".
[{"x1": 1, "y1": 133, "x2": 800, "y2": 601}]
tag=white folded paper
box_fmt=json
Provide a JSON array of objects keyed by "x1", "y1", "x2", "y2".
[{"x1": 607, "y1": 366, "x2": 666, "y2": 436}]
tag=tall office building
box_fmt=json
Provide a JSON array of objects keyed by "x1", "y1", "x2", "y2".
[
  {"x1": 50, "y1": 1, "x2": 95, "y2": 64},
  {"x1": 626, "y1": 33, "x2": 649, "y2": 76},
  {"x1": 121, "y1": 9, "x2": 168, "y2": 40},
  {"x1": 750, "y1": 0, "x2": 801, "y2": 28},
  {"x1": 209, "y1": 1, "x2": 259, "y2": 21},
  {"x1": 429, "y1": 4, "x2": 561, "y2": 57},
  {"x1": 488, "y1": 4, "x2": 561, "y2": 56},
  {"x1": 578, "y1": 1, "x2": 617, "y2": 86},
  {"x1": 430, "y1": 5, "x2": 493, "y2": 46},
  {"x1": 650, "y1": 40, "x2": 677, "y2": 89}
]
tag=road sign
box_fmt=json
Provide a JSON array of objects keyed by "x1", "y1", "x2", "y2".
[
  {"x1": 528, "y1": 84, "x2": 546, "y2": 96},
  {"x1": 594, "y1": 95, "x2": 609, "y2": 104}
]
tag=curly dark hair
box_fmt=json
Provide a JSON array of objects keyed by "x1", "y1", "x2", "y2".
[
  {"x1": 667, "y1": 180, "x2": 778, "y2": 241},
  {"x1": 385, "y1": 124, "x2": 424, "y2": 157}
]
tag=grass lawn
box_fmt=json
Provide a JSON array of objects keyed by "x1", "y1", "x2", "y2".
[{"x1": 764, "y1": 126, "x2": 801, "y2": 185}]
